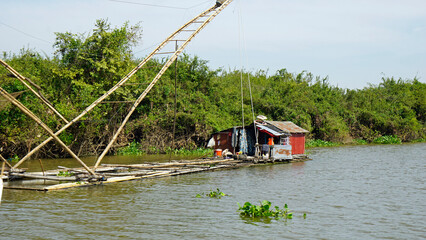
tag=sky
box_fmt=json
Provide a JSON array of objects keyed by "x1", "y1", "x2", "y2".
[{"x1": 1, "y1": 0, "x2": 425, "y2": 89}]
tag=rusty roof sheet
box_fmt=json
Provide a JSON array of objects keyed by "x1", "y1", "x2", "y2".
[
  {"x1": 265, "y1": 121, "x2": 309, "y2": 134},
  {"x1": 257, "y1": 124, "x2": 286, "y2": 136}
]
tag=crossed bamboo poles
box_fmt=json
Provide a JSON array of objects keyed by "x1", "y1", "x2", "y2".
[{"x1": 0, "y1": 0, "x2": 233, "y2": 179}]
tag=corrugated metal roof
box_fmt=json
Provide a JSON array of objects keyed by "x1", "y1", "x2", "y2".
[
  {"x1": 265, "y1": 121, "x2": 309, "y2": 134},
  {"x1": 257, "y1": 124, "x2": 286, "y2": 136}
]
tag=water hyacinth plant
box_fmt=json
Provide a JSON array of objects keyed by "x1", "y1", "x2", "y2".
[
  {"x1": 373, "y1": 135, "x2": 402, "y2": 144},
  {"x1": 196, "y1": 188, "x2": 227, "y2": 199},
  {"x1": 305, "y1": 139, "x2": 340, "y2": 148},
  {"x1": 117, "y1": 141, "x2": 145, "y2": 156},
  {"x1": 237, "y1": 201, "x2": 294, "y2": 220}
]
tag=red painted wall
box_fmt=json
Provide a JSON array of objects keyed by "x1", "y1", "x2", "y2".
[{"x1": 290, "y1": 134, "x2": 305, "y2": 155}]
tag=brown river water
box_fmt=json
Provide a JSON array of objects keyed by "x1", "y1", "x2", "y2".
[{"x1": 0, "y1": 143, "x2": 425, "y2": 239}]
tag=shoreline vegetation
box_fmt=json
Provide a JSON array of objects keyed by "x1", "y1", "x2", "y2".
[
  {"x1": 115, "y1": 136, "x2": 425, "y2": 157},
  {"x1": 305, "y1": 136, "x2": 425, "y2": 148},
  {"x1": 1, "y1": 20, "x2": 425, "y2": 160}
]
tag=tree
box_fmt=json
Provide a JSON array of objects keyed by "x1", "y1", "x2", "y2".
[{"x1": 53, "y1": 19, "x2": 142, "y2": 97}]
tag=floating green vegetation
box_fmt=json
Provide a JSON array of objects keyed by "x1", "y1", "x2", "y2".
[
  {"x1": 8, "y1": 155, "x2": 20, "y2": 163},
  {"x1": 57, "y1": 171, "x2": 74, "y2": 177},
  {"x1": 238, "y1": 201, "x2": 296, "y2": 220},
  {"x1": 166, "y1": 147, "x2": 213, "y2": 157},
  {"x1": 306, "y1": 139, "x2": 340, "y2": 148},
  {"x1": 116, "y1": 141, "x2": 145, "y2": 156},
  {"x1": 353, "y1": 139, "x2": 368, "y2": 145},
  {"x1": 196, "y1": 188, "x2": 227, "y2": 199},
  {"x1": 117, "y1": 143, "x2": 213, "y2": 157},
  {"x1": 373, "y1": 135, "x2": 402, "y2": 144}
]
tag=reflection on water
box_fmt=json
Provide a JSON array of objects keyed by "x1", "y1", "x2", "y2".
[{"x1": 1, "y1": 143, "x2": 425, "y2": 239}]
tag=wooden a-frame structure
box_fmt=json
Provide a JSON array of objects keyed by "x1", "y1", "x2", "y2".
[{"x1": 0, "y1": 0, "x2": 234, "y2": 181}]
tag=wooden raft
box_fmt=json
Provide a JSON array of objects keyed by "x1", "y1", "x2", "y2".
[
  {"x1": 2, "y1": 158, "x2": 245, "y2": 191},
  {"x1": 2, "y1": 155, "x2": 311, "y2": 191}
]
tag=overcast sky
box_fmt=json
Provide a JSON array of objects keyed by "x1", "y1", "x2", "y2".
[{"x1": 1, "y1": 0, "x2": 425, "y2": 89}]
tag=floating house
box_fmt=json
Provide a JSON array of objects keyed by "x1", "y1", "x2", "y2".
[{"x1": 209, "y1": 119, "x2": 309, "y2": 161}]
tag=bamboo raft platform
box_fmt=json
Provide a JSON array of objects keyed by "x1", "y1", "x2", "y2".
[{"x1": 1, "y1": 155, "x2": 310, "y2": 191}]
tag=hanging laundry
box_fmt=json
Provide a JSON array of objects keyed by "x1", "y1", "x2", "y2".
[{"x1": 239, "y1": 129, "x2": 248, "y2": 154}]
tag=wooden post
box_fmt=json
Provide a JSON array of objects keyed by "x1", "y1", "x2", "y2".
[
  {"x1": 38, "y1": 159, "x2": 46, "y2": 184},
  {"x1": 38, "y1": 159, "x2": 46, "y2": 176},
  {"x1": 0, "y1": 87, "x2": 97, "y2": 176}
]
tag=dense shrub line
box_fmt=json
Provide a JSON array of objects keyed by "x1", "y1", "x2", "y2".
[{"x1": 0, "y1": 20, "x2": 424, "y2": 158}]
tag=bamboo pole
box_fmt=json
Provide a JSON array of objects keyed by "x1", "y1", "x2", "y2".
[
  {"x1": 0, "y1": 59, "x2": 69, "y2": 124},
  {"x1": 1, "y1": 162, "x2": 4, "y2": 177},
  {"x1": 0, "y1": 87, "x2": 97, "y2": 176},
  {"x1": 44, "y1": 162, "x2": 235, "y2": 191},
  {"x1": 102, "y1": 159, "x2": 239, "y2": 169},
  {"x1": 9, "y1": 172, "x2": 77, "y2": 181},
  {"x1": 93, "y1": 1, "x2": 233, "y2": 169},
  {"x1": 0, "y1": 154, "x2": 13, "y2": 169}
]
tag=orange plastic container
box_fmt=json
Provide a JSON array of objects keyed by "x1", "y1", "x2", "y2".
[{"x1": 214, "y1": 149, "x2": 223, "y2": 157}]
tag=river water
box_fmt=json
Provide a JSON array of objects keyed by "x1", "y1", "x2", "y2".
[{"x1": 1, "y1": 143, "x2": 425, "y2": 239}]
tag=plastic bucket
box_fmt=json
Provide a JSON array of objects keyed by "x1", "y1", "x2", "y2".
[{"x1": 214, "y1": 149, "x2": 222, "y2": 157}]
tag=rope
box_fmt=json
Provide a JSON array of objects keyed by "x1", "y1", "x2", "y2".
[
  {"x1": 170, "y1": 41, "x2": 179, "y2": 161},
  {"x1": 238, "y1": 0, "x2": 245, "y2": 130},
  {"x1": 237, "y1": 0, "x2": 259, "y2": 154}
]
